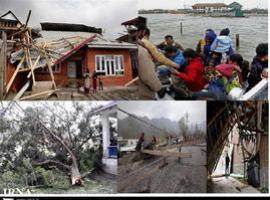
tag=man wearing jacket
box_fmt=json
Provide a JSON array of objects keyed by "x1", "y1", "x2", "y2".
[
  {"x1": 141, "y1": 28, "x2": 180, "y2": 68},
  {"x1": 247, "y1": 43, "x2": 268, "y2": 91},
  {"x1": 127, "y1": 17, "x2": 166, "y2": 100}
]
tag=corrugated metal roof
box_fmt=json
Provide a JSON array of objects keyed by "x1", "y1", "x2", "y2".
[{"x1": 87, "y1": 35, "x2": 137, "y2": 49}]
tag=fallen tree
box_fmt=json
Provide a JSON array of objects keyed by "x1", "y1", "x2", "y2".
[{"x1": 0, "y1": 102, "x2": 105, "y2": 187}]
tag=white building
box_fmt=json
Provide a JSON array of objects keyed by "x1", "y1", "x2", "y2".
[
  {"x1": 89, "y1": 101, "x2": 117, "y2": 175},
  {"x1": 192, "y1": 3, "x2": 228, "y2": 13}
]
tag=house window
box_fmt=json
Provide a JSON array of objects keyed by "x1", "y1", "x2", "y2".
[
  {"x1": 37, "y1": 63, "x2": 61, "y2": 73},
  {"x1": 95, "y1": 55, "x2": 124, "y2": 76}
]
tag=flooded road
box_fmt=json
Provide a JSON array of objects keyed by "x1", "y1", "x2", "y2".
[{"x1": 142, "y1": 14, "x2": 268, "y2": 61}]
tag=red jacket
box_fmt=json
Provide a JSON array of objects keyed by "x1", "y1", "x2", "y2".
[
  {"x1": 216, "y1": 64, "x2": 243, "y2": 84},
  {"x1": 177, "y1": 57, "x2": 206, "y2": 92}
]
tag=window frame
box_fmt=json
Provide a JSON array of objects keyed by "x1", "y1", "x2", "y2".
[{"x1": 95, "y1": 54, "x2": 125, "y2": 76}]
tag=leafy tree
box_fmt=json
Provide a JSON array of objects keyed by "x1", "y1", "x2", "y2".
[
  {"x1": 0, "y1": 102, "x2": 109, "y2": 187},
  {"x1": 178, "y1": 113, "x2": 189, "y2": 141}
]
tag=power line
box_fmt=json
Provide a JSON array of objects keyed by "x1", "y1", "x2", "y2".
[{"x1": 117, "y1": 107, "x2": 172, "y2": 136}]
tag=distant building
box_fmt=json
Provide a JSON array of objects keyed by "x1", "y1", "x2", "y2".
[
  {"x1": 192, "y1": 3, "x2": 228, "y2": 13},
  {"x1": 228, "y1": 2, "x2": 243, "y2": 10}
]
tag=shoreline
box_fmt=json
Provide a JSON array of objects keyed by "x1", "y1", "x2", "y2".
[{"x1": 139, "y1": 13, "x2": 268, "y2": 17}]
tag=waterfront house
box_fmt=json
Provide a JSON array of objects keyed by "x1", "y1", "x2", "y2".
[
  {"x1": 228, "y1": 2, "x2": 243, "y2": 10},
  {"x1": 192, "y1": 3, "x2": 228, "y2": 13}
]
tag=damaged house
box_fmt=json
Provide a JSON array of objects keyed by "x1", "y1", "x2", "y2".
[{"x1": 0, "y1": 11, "x2": 137, "y2": 100}]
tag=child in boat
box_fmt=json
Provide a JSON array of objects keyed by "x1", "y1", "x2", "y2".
[{"x1": 209, "y1": 28, "x2": 234, "y2": 66}]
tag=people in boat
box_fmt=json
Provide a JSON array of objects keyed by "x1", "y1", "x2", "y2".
[
  {"x1": 127, "y1": 18, "x2": 166, "y2": 100},
  {"x1": 209, "y1": 28, "x2": 234, "y2": 66},
  {"x1": 170, "y1": 48, "x2": 206, "y2": 97},
  {"x1": 161, "y1": 46, "x2": 188, "y2": 99},
  {"x1": 140, "y1": 28, "x2": 179, "y2": 68},
  {"x1": 193, "y1": 53, "x2": 248, "y2": 101},
  {"x1": 247, "y1": 43, "x2": 268, "y2": 91},
  {"x1": 157, "y1": 35, "x2": 184, "y2": 52},
  {"x1": 216, "y1": 54, "x2": 245, "y2": 93},
  {"x1": 164, "y1": 46, "x2": 186, "y2": 71},
  {"x1": 196, "y1": 29, "x2": 217, "y2": 65}
]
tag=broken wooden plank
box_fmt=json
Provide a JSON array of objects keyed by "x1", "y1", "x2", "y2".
[
  {"x1": 13, "y1": 80, "x2": 30, "y2": 100},
  {"x1": 6, "y1": 56, "x2": 25, "y2": 93},
  {"x1": 141, "y1": 150, "x2": 192, "y2": 158}
]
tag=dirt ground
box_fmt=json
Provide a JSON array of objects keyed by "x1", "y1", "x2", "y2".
[
  {"x1": 118, "y1": 144, "x2": 207, "y2": 193},
  {"x1": 7, "y1": 86, "x2": 139, "y2": 100},
  {"x1": 208, "y1": 176, "x2": 260, "y2": 193}
]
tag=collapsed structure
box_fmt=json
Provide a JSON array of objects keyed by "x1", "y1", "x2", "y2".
[
  {"x1": 207, "y1": 101, "x2": 268, "y2": 193},
  {"x1": 0, "y1": 11, "x2": 138, "y2": 100},
  {"x1": 117, "y1": 108, "x2": 207, "y2": 193}
]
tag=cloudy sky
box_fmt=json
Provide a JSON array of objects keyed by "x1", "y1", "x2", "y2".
[
  {"x1": 118, "y1": 101, "x2": 206, "y2": 124},
  {"x1": 0, "y1": 0, "x2": 137, "y2": 39},
  {"x1": 139, "y1": 0, "x2": 268, "y2": 10}
]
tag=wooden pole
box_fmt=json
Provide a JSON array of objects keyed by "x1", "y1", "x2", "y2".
[
  {"x1": 25, "y1": 10, "x2": 32, "y2": 27},
  {"x1": 0, "y1": 31, "x2": 7, "y2": 100},
  {"x1": 236, "y1": 34, "x2": 240, "y2": 49},
  {"x1": 180, "y1": 22, "x2": 183, "y2": 35}
]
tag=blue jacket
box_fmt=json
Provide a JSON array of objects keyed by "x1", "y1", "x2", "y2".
[
  {"x1": 211, "y1": 36, "x2": 233, "y2": 53},
  {"x1": 171, "y1": 50, "x2": 186, "y2": 71}
]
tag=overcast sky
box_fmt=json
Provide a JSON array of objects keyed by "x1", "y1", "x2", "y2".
[
  {"x1": 118, "y1": 101, "x2": 206, "y2": 124},
  {"x1": 0, "y1": 0, "x2": 137, "y2": 39},
  {"x1": 139, "y1": 0, "x2": 268, "y2": 10}
]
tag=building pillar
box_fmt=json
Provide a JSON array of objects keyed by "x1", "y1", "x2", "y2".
[{"x1": 101, "y1": 113, "x2": 110, "y2": 158}]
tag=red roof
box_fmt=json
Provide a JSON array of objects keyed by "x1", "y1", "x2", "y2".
[{"x1": 54, "y1": 35, "x2": 97, "y2": 65}]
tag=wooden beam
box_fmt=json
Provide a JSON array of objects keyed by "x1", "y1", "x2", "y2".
[
  {"x1": 141, "y1": 150, "x2": 192, "y2": 158},
  {"x1": 20, "y1": 89, "x2": 58, "y2": 100},
  {"x1": 25, "y1": 31, "x2": 36, "y2": 86},
  {"x1": 24, "y1": 10, "x2": 32, "y2": 28},
  {"x1": 13, "y1": 80, "x2": 30, "y2": 100},
  {"x1": 207, "y1": 106, "x2": 226, "y2": 127},
  {"x1": 124, "y1": 77, "x2": 138, "y2": 87},
  {"x1": 158, "y1": 139, "x2": 205, "y2": 151},
  {"x1": 0, "y1": 31, "x2": 7, "y2": 100},
  {"x1": 6, "y1": 56, "x2": 25, "y2": 93}
]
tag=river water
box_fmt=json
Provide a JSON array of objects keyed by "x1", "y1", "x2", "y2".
[{"x1": 142, "y1": 14, "x2": 268, "y2": 61}]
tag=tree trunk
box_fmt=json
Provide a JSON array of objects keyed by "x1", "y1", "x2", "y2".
[{"x1": 70, "y1": 157, "x2": 82, "y2": 186}]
